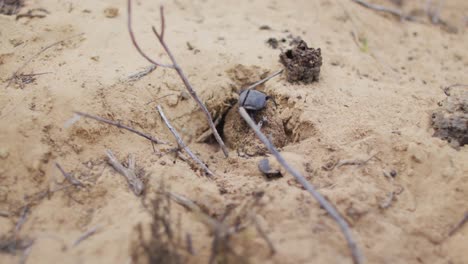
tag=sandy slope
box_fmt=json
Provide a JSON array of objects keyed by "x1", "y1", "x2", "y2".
[{"x1": 1, "y1": 0, "x2": 467, "y2": 263}]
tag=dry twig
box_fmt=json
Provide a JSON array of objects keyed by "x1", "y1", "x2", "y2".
[
  {"x1": 75, "y1": 111, "x2": 167, "y2": 145},
  {"x1": 127, "y1": 0, "x2": 228, "y2": 157},
  {"x1": 128, "y1": 64, "x2": 157, "y2": 81},
  {"x1": 16, "y1": 8, "x2": 49, "y2": 20},
  {"x1": 15, "y1": 206, "x2": 29, "y2": 235},
  {"x1": 5, "y1": 33, "x2": 83, "y2": 88},
  {"x1": 106, "y1": 149, "x2": 144, "y2": 196},
  {"x1": 72, "y1": 225, "x2": 101, "y2": 247},
  {"x1": 252, "y1": 215, "x2": 276, "y2": 255},
  {"x1": 350, "y1": 0, "x2": 413, "y2": 20},
  {"x1": 335, "y1": 152, "x2": 379, "y2": 169},
  {"x1": 243, "y1": 69, "x2": 283, "y2": 90},
  {"x1": 0, "y1": 210, "x2": 10, "y2": 217},
  {"x1": 55, "y1": 162, "x2": 84, "y2": 187},
  {"x1": 195, "y1": 115, "x2": 223, "y2": 143},
  {"x1": 239, "y1": 106, "x2": 363, "y2": 264},
  {"x1": 157, "y1": 105, "x2": 214, "y2": 177},
  {"x1": 448, "y1": 212, "x2": 468, "y2": 236}
]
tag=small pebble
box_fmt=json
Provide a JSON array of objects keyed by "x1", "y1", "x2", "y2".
[{"x1": 0, "y1": 148, "x2": 9, "y2": 159}]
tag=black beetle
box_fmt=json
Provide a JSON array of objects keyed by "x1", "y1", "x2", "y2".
[{"x1": 239, "y1": 89, "x2": 276, "y2": 111}]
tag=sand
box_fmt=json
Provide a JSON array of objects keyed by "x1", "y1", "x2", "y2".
[{"x1": 1, "y1": 0, "x2": 467, "y2": 263}]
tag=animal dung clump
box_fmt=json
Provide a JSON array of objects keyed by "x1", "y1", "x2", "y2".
[
  {"x1": 280, "y1": 39, "x2": 322, "y2": 83},
  {"x1": 431, "y1": 86, "x2": 468, "y2": 148}
]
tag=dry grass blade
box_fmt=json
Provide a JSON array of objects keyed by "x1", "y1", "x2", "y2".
[
  {"x1": 75, "y1": 111, "x2": 167, "y2": 145},
  {"x1": 127, "y1": 0, "x2": 229, "y2": 157},
  {"x1": 157, "y1": 105, "x2": 214, "y2": 177},
  {"x1": 239, "y1": 106, "x2": 363, "y2": 264},
  {"x1": 105, "y1": 149, "x2": 144, "y2": 196}
]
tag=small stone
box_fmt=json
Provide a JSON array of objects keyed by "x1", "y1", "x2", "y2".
[
  {"x1": 0, "y1": 148, "x2": 9, "y2": 159},
  {"x1": 167, "y1": 95, "x2": 179, "y2": 107}
]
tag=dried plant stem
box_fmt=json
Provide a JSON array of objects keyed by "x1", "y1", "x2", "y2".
[
  {"x1": 72, "y1": 225, "x2": 101, "y2": 247},
  {"x1": 244, "y1": 69, "x2": 283, "y2": 90},
  {"x1": 448, "y1": 212, "x2": 468, "y2": 236},
  {"x1": 55, "y1": 162, "x2": 84, "y2": 187},
  {"x1": 157, "y1": 105, "x2": 214, "y2": 177},
  {"x1": 239, "y1": 107, "x2": 363, "y2": 264},
  {"x1": 350, "y1": 0, "x2": 412, "y2": 20},
  {"x1": 106, "y1": 149, "x2": 144, "y2": 196},
  {"x1": 127, "y1": 0, "x2": 228, "y2": 157},
  {"x1": 75, "y1": 111, "x2": 167, "y2": 145}
]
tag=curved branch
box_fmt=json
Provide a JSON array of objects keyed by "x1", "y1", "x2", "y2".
[{"x1": 127, "y1": 0, "x2": 174, "y2": 68}]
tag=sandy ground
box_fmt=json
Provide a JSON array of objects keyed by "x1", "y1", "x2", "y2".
[{"x1": 1, "y1": 0, "x2": 467, "y2": 263}]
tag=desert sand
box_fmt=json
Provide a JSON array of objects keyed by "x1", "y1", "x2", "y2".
[{"x1": 1, "y1": 0, "x2": 467, "y2": 263}]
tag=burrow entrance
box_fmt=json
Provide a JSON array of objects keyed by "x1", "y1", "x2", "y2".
[{"x1": 202, "y1": 64, "x2": 316, "y2": 156}]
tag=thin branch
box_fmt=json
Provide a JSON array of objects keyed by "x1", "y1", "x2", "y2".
[
  {"x1": 19, "y1": 240, "x2": 35, "y2": 264},
  {"x1": 106, "y1": 150, "x2": 144, "y2": 196},
  {"x1": 55, "y1": 162, "x2": 85, "y2": 187},
  {"x1": 72, "y1": 225, "x2": 101, "y2": 247},
  {"x1": 239, "y1": 107, "x2": 363, "y2": 264},
  {"x1": 157, "y1": 105, "x2": 214, "y2": 177},
  {"x1": 159, "y1": 6, "x2": 165, "y2": 40},
  {"x1": 128, "y1": 0, "x2": 228, "y2": 157},
  {"x1": 195, "y1": 115, "x2": 223, "y2": 143},
  {"x1": 127, "y1": 0, "x2": 174, "y2": 68},
  {"x1": 253, "y1": 215, "x2": 276, "y2": 255},
  {"x1": 350, "y1": 0, "x2": 413, "y2": 20},
  {"x1": 128, "y1": 64, "x2": 157, "y2": 81},
  {"x1": 243, "y1": 69, "x2": 283, "y2": 90},
  {"x1": 15, "y1": 206, "x2": 29, "y2": 235},
  {"x1": 335, "y1": 152, "x2": 379, "y2": 169},
  {"x1": 75, "y1": 111, "x2": 167, "y2": 145},
  {"x1": 448, "y1": 212, "x2": 468, "y2": 236},
  {"x1": 5, "y1": 33, "x2": 84, "y2": 88},
  {"x1": 0, "y1": 210, "x2": 10, "y2": 217}
]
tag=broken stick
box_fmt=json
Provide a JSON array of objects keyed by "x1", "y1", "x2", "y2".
[
  {"x1": 448, "y1": 212, "x2": 468, "y2": 237},
  {"x1": 106, "y1": 150, "x2": 144, "y2": 196},
  {"x1": 239, "y1": 106, "x2": 363, "y2": 264},
  {"x1": 157, "y1": 105, "x2": 214, "y2": 177},
  {"x1": 127, "y1": 0, "x2": 228, "y2": 157},
  {"x1": 72, "y1": 225, "x2": 101, "y2": 247},
  {"x1": 55, "y1": 162, "x2": 84, "y2": 187},
  {"x1": 244, "y1": 69, "x2": 283, "y2": 90}
]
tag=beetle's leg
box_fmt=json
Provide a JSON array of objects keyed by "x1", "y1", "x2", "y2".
[
  {"x1": 266, "y1": 96, "x2": 278, "y2": 108},
  {"x1": 249, "y1": 111, "x2": 255, "y2": 120},
  {"x1": 257, "y1": 116, "x2": 268, "y2": 128}
]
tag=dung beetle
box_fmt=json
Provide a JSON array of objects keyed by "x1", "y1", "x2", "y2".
[{"x1": 239, "y1": 89, "x2": 276, "y2": 111}]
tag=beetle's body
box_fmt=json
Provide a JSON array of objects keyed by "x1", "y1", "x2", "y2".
[{"x1": 239, "y1": 89, "x2": 269, "y2": 111}]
